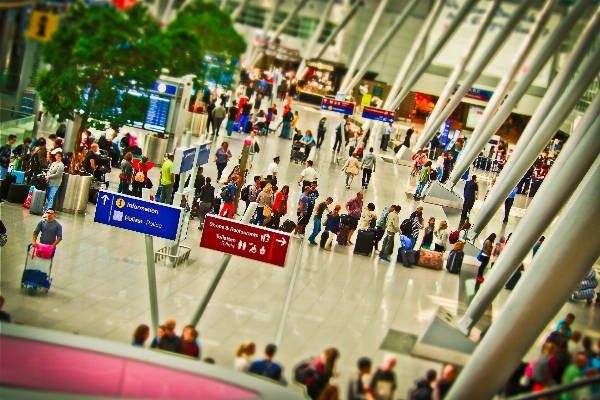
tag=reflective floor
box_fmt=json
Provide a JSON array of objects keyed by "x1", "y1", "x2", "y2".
[{"x1": 1, "y1": 100, "x2": 598, "y2": 397}]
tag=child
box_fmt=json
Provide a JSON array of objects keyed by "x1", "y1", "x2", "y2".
[{"x1": 182, "y1": 325, "x2": 201, "y2": 359}]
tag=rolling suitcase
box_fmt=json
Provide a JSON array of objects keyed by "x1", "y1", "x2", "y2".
[
  {"x1": 397, "y1": 248, "x2": 419, "y2": 267},
  {"x1": 320, "y1": 230, "x2": 329, "y2": 248},
  {"x1": 88, "y1": 188, "x2": 99, "y2": 204},
  {"x1": 417, "y1": 249, "x2": 443, "y2": 270},
  {"x1": 280, "y1": 219, "x2": 296, "y2": 233},
  {"x1": 30, "y1": 188, "x2": 46, "y2": 215},
  {"x1": 0, "y1": 173, "x2": 16, "y2": 200},
  {"x1": 353, "y1": 229, "x2": 375, "y2": 255},
  {"x1": 337, "y1": 223, "x2": 350, "y2": 245},
  {"x1": 446, "y1": 250, "x2": 464, "y2": 274},
  {"x1": 8, "y1": 183, "x2": 30, "y2": 203}
]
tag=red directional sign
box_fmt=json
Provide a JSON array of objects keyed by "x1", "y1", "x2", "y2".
[{"x1": 200, "y1": 215, "x2": 291, "y2": 267}]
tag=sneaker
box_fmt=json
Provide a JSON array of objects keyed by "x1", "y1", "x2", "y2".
[
  {"x1": 379, "y1": 257, "x2": 390, "y2": 262},
  {"x1": 476, "y1": 276, "x2": 484, "y2": 283},
  {"x1": 309, "y1": 240, "x2": 318, "y2": 245}
]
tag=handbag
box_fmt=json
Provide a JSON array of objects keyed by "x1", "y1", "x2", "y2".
[
  {"x1": 322, "y1": 214, "x2": 330, "y2": 227},
  {"x1": 477, "y1": 249, "x2": 483, "y2": 262},
  {"x1": 32, "y1": 243, "x2": 55, "y2": 259}
]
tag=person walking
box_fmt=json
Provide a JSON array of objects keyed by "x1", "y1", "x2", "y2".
[
  {"x1": 212, "y1": 101, "x2": 227, "y2": 136},
  {"x1": 345, "y1": 191, "x2": 363, "y2": 245},
  {"x1": 206, "y1": 100, "x2": 216, "y2": 134},
  {"x1": 474, "y1": 233, "x2": 496, "y2": 293},
  {"x1": 273, "y1": 185, "x2": 289, "y2": 227},
  {"x1": 159, "y1": 153, "x2": 174, "y2": 204},
  {"x1": 347, "y1": 357, "x2": 373, "y2": 400},
  {"x1": 334, "y1": 120, "x2": 349, "y2": 153},
  {"x1": 374, "y1": 206, "x2": 391, "y2": 252},
  {"x1": 323, "y1": 205, "x2": 342, "y2": 251},
  {"x1": 316, "y1": 117, "x2": 327, "y2": 149},
  {"x1": 308, "y1": 197, "x2": 333, "y2": 245},
  {"x1": 214, "y1": 142, "x2": 232, "y2": 181},
  {"x1": 279, "y1": 108, "x2": 294, "y2": 139},
  {"x1": 118, "y1": 152, "x2": 134, "y2": 194},
  {"x1": 379, "y1": 205, "x2": 400, "y2": 262},
  {"x1": 381, "y1": 123, "x2": 393, "y2": 151},
  {"x1": 342, "y1": 153, "x2": 361, "y2": 189},
  {"x1": 45, "y1": 152, "x2": 65, "y2": 212},
  {"x1": 197, "y1": 177, "x2": 215, "y2": 230},
  {"x1": 361, "y1": 147, "x2": 376, "y2": 189},
  {"x1": 441, "y1": 153, "x2": 453, "y2": 183},
  {"x1": 414, "y1": 161, "x2": 432, "y2": 199},
  {"x1": 219, "y1": 175, "x2": 239, "y2": 218},
  {"x1": 503, "y1": 186, "x2": 518, "y2": 223},
  {"x1": 0, "y1": 134, "x2": 16, "y2": 202},
  {"x1": 32, "y1": 208, "x2": 62, "y2": 248},
  {"x1": 459, "y1": 175, "x2": 478, "y2": 227},
  {"x1": 226, "y1": 101, "x2": 238, "y2": 137},
  {"x1": 433, "y1": 220, "x2": 449, "y2": 253}
]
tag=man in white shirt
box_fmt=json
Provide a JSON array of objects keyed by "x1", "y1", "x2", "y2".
[
  {"x1": 267, "y1": 156, "x2": 280, "y2": 183},
  {"x1": 381, "y1": 123, "x2": 393, "y2": 151},
  {"x1": 298, "y1": 160, "x2": 318, "y2": 188}
]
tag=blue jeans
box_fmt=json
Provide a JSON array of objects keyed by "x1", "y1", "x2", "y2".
[
  {"x1": 280, "y1": 122, "x2": 291, "y2": 139},
  {"x1": 416, "y1": 181, "x2": 426, "y2": 196},
  {"x1": 410, "y1": 236, "x2": 417, "y2": 249},
  {"x1": 118, "y1": 178, "x2": 129, "y2": 194},
  {"x1": 46, "y1": 186, "x2": 59, "y2": 211},
  {"x1": 238, "y1": 115, "x2": 249, "y2": 132},
  {"x1": 437, "y1": 167, "x2": 442, "y2": 181},
  {"x1": 226, "y1": 119, "x2": 235, "y2": 136},
  {"x1": 255, "y1": 206, "x2": 265, "y2": 226},
  {"x1": 308, "y1": 217, "x2": 321, "y2": 242}
]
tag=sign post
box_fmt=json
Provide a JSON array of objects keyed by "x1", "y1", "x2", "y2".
[
  {"x1": 320, "y1": 97, "x2": 355, "y2": 116},
  {"x1": 361, "y1": 106, "x2": 395, "y2": 123}
]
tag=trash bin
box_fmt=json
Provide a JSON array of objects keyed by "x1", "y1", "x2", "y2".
[
  {"x1": 54, "y1": 172, "x2": 92, "y2": 214},
  {"x1": 142, "y1": 134, "x2": 169, "y2": 166},
  {"x1": 189, "y1": 112, "x2": 208, "y2": 137}
]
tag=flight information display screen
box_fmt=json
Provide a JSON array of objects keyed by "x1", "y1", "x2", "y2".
[{"x1": 143, "y1": 93, "x2": 170, "y2": 132}]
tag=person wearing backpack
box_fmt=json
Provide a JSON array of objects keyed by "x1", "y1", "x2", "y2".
[
  {"x1": 316, "y1": 117, "x2": 327, "y2": 149},
  {"x1": 219, "y1": 175, "x2": 239, "y2": 218},
  {"x1": 295, "y1": 347, "x2": 340, "y2": 400},
  {"x1": 407, "y1": 369, "x2": 437, "y2": 400},
  {"x1": 370, "y1": 355, "x2": 397, "y2": 400},
  {"x1": 243, "y1": 176, "x2": 261, "y2": 214},
  {"x1": 347, "y1": 357, "x2": 373, "y2": 400},
  {"x1": 375, "y1": 206, "x2": 391, "y2": 251},
  {"x1": 414, "y1": 161, "x2": 432, "y2": 199}
]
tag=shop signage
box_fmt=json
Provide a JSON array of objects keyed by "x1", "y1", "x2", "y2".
[
  {"x1": 361, "y1": 106, "x2": 394, "y2": 123},
  {"x1": 200, "y1": 215, "x2": 291, "y2": 267},
  {"x1": 94, "y1": 191, "x2": 182, "y2": 240},
  {"x1": 257, "y1": 41, "x2": 301, "y2": 63},
  {"x1": 361, "y1": 94, "x2": 372, "y2": 108},
  {"x1": 173, "y1": 147, "x2": 197, "y2": 174},
  {"x1": 453, "y1": 85, "x2": 495, "y2": 103},
  {"x1": 321, "y1": 98, "x2": 354, "y2": 116}
]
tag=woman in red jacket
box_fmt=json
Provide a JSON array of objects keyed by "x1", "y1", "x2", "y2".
[{"x1": 273, "y1": 185, "x2": 289, "y2": 226}]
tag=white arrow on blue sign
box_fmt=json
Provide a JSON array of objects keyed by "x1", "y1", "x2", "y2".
[{"x1": 94, "y1": 191, "x2": 183, "y2": 240}]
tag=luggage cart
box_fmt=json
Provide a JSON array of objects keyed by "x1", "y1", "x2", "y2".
[{"x1": 21, "y1": 244, "x2": 54, "y2": 295}]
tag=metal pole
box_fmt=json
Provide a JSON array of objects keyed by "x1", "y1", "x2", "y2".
[
  {"x1": 295, "y1": 0, "x2": 336, "y2": 78},
  {"x1": 145, "y1": 234, "x2": 159, "y2": 338},
  {"x1": 190, "y1": 203, "x2": 257, "y2": 327},
  {"x1": 417, "y1": 0, "x2": 537, "y2": 149},
  {"x1": 340, "y1": 0, "x2": 420, "y2": 95},
  {"x1": 457, "y1": 94, "x2": 600, "y2": 334},
  {"x1": 298, "y1": 0, "x2": 362, "y2": 79},
  {"x1": 338, "y1": 0, "x2": 389, "y2": 93},
  {"x1": 386, "y1": 0, "x2": 479, "y2": 114},
  {"x1": 414, "y1": 0, "x2": 501, "y2": 149},
  {"x1": 471, "y1": 30, "x2": 600, "y2": 237},
  {"x1": 231, "y1": 0, "x2": 250, "y2": 21},
  {"x1": 448, "y1": 0, "x2": 585, "y2": 185},
  {"x1": 470, "y1": 4, "x2": 600, "y2": 193},
  {"x1": 446, "y1": 159, "x2": 600, "y2": 400}
]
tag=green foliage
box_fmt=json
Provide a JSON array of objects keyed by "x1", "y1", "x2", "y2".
[
  {"x1": 37, "y1": 1, "x2": 168, "y2": 134},
  {"x1": 162, "y1": 28, "x2": 203, "y2": 78}
]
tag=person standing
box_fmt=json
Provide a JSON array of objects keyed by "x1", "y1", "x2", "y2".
[
  {"x1": 160, "y1": 153, "x2": 175, "y2": 204},
  {"x1": 370, "y1": 355, "x2": 397, "y2": 400},
  {"x1": 267, "y1": 156, "x2": 280, "y2": 184},
  {"x1": 347, "y1": 357, "x2": 373, "y2": 400},
  {"x1": 323, "y1": 205, "x2": 341, "y2": 251},
  {"x1": 197, "y1": 177, "x2": 215, "y2": 230},
  {"x1": 32, "y1": 208, "x2": 62, "y2": 247},
  {"x1": 379, "y1": 205, "x2": 400, "y2": 262},
  {"x1": 298, "y1": 160, "x2": 318, "y2": 189},
  {"x1": 12, "y1": 136, "x2": 31, "y2": 172},
  {"x1": 273, "y1": 185, "x2": 289, "y2": 225},
  {"x1": 474, "y1": 233, "x2": 496, "y2": 293},
  {"x1": 361, "y1": 147, "x2": 376, "y2": 189},
  {"x1": 403, "y1": 125, "x2": 415, "y2": 148},
  {"x1": 342, "y1": 153, "x2": 361, "y2": 189},
  {"x1": 503, "y1": 186, "x2": 518, "y2": 223},
  {"x1": 293, "y1": 185, "x2": 311, "y2": 238},
  {"x1": 333, "y1": 120, "x2": 349, "y2": 153},
  {"x1": 239, "y1": 101, "x2": 253, "y2": 133},
  {"x1": 459, "y1": 175, "x2": 478, "y2": 227},
  {"x1": 433, "y1": 220, "x2": 449, "y2": 253},
  {"x1": 206, "y1": 100, "x2": 216, "y2": 134},
  {"x1": 408, "y1": 369, "x2": 437, "y2": 400},
  {"x1": 533, "y1": 236, "x2": 545, "y2": 256},
  {"x1": 316, "y1": 117, "x2": 327, "y2": 149},
  {"x1": 441, "y1": 153, "x2": 453, "y2": 183},
  {"x1": 409, "y1": 212, "x2": 423, "y2": 250},
  {"x1": 45, "y1": 152, "x2": 65, "y2": 212},
  {"x1": 280, "y1": 108, "x2": 294, "y2": 139},
  {"x1": 374, "y1": 206, "x2": 391, "y2": 251},
  {"x1": 414, "y1": 161, "x2": 432, "y2": 199},
  {"x1": 436, "y1": 152, "x2": 445, "y2": 181},
  {"x1": 245, "y1": 175, "x2": 262, "y2": 214},
  {"x1": 421, "y1": 217, "x2": 435, "y2": 250},
  {"x1": 433, "y1": 365, "x2": 456, "y2": 400},
  {"x1": 219, "y1": 175, "x2": 239, "y2": 219},
  {"x1": 212, "y1": 101, "x2": 227, "y2": 136},
  {"x1": 345, "y1": 191, "x2": 364, "y2": 245},
  {"x1": 308, "y1": 197, "x2": 333, "y2": 245},
  {"x1": 214, "y1": 142, "x2": 232, "y2": 181},
  {"x1": 226, "y1": 101, "x2": 238, "y2": 137},
  {"x1": 118, "y1": 152, "x2": 134, "y2": 194},
  {"x1": 158, "y1": 319, "x2": 184, "y2": 355},
  {"x1": 255, "y1": 183, "x2": 274, "y2": 227},
  {"x1": 430, "y1": 132, "x2": 441, "y2": 159},
  {"x1": 248, "y1": 344, "x2": 285, "y2": 383},
  {"x1": 381, "y1": 123, "x2": 393, "y2": 151},
  {"x1": 0, "y1": 134, "x2": 16, "y2": 202}
]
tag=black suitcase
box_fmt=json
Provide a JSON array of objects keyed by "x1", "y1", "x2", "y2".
[
  {"x1": 397, "y1": 248, "x2": 419, "y2": 267},
  {"x1": 31, "y1": 174, "x2": 48, "y2": 191},
  {"x1": 280, "y1": 219, "x2": 296, "y2": 233},
  {"x1": 0, "y1": 173, "x2": 16, "y2": 200},
  {"x1": 320, "y1": 230, "x2": 329, "y2": 248},
  {"x1": 446, "y1": 250, "x2": 464, "y2": 274},
  {"x1": 337, "y1": 223, "x2": 350, "y2": 245},
  {"x1": 7, "y1": 183, "x2": 30, "y2": 203},
  {"x1": 89, "y1": 188, "x2": 99, "y2": 204},
  {"x1": 354, "y1": 229, "x2": 375, "y2": 255}
]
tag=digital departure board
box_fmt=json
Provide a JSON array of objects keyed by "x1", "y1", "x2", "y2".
[{"x1": 126, "y1": 89, "x2": 171, "y2": 132}]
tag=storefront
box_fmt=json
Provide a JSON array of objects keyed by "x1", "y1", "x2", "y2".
[{"x1": 297, "y1": 59, "x2": 348, "y2": 106}]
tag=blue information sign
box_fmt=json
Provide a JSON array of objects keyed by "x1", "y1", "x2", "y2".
[
  {"x1": 197, "y1": 143, "x2": 211, "y2": 167},
  {"x1": 94, "y1": 191, "x2": 182, "y2": 240},
  {"x1": 173, "y1": 147, "x2": 197, "y2": 174}
]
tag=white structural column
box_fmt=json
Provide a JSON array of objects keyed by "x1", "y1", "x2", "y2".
[
  {"x1": 458, "y1": 92, "x2": 600, "y2": 334},
  {"x1": 340, "y1": 0, "x2": 421, "y2": 96},
  {"x1": 231, "y1": 0, "x2": 250, "y2": 21},
  {"x1": 248, "y1": 0, "x2": 284, "y2": 66},
  {"x1": 220, "y1": 0, "x2": 227, "y2": 10},
  {"x1": 470, "y1": 10, "x2": 600, "y2": 236},
  {"x1": 448, "y1": 0, "x2": 591, "y2": 185},
  {"x1": 295, "y1": 0, "x2": 336, "y2": 78},
  {"x1": 338, "y1": 0, "x2": 389, "y2": 93},
  {"x1": 447, "y1": 157, "x2": 600, "y2": 400},
  {"x1": 417, "y1": 0, "x2": 536, "y2": 149},
  {"x1": 297, "y1": 0, "x2": 362, "y2": 79},
  {"x1": 414, "y1": 0, "x2": 501, "y2": 149}
]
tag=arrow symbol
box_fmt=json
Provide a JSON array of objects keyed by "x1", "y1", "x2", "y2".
[
  {"x1": 276, "y1": 238, "x2": 287, "y2": 246},
  {"x1": 101, "y1": 194, "x2": 109, "y2": 205}
]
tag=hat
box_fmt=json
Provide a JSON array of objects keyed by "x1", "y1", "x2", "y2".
[{"x1": 273, "y1": 156, "x2": 280, "y2": 161}]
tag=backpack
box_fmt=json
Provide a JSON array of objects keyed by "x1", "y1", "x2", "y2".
[
  {"x1": 220, "y1": 185, "x2": 233, "y2": 203},
  {"x1": 240, "y1": 185, "x2": 251, "y2": 201},
  {"x1": 449, "y1": 230, "x2": 460, "y2": 244},
  {"x1": 294, "y1": 358, "x2": 322, "y2": 386},
  {"x1": 400, "y1": 219, "x2": 412, "y2": 236},
  {"x1": 429, "y1": 169, "x2": 437, "y2": 181}
]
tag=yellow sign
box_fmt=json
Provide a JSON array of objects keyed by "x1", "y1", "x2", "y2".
[
  {"x1": 361, "y1": 94, "x2": 372, "y2": 108},
  {"x1": 27, "y1": 11, "x2": 59, "y2": 42},
  {"x1": 116, "y1": 198, "x2": 126, "y2": 208}
]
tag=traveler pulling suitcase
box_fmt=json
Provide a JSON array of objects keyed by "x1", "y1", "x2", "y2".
[
  {"x1": 417, "y1": 249, "x2": 443, "y2": 270},
  {"x1": 353, "y1": 229, "x2": 375, "y2": 255},
  {"x1": 7, "y1": 183, "x2": 30, "y2": 203},
  {"x1": 280, "y1": 219, "x2": 296, "y2": 233},
  {"x1": 446, "y1": 250, "x2": 464, "y2": 274},
  {"x1": 337, "y1": 223, "x2": 351, "y2": 245},
  {"x1": 29, "y1": 188, "x2": 46, "y2": 215}
]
